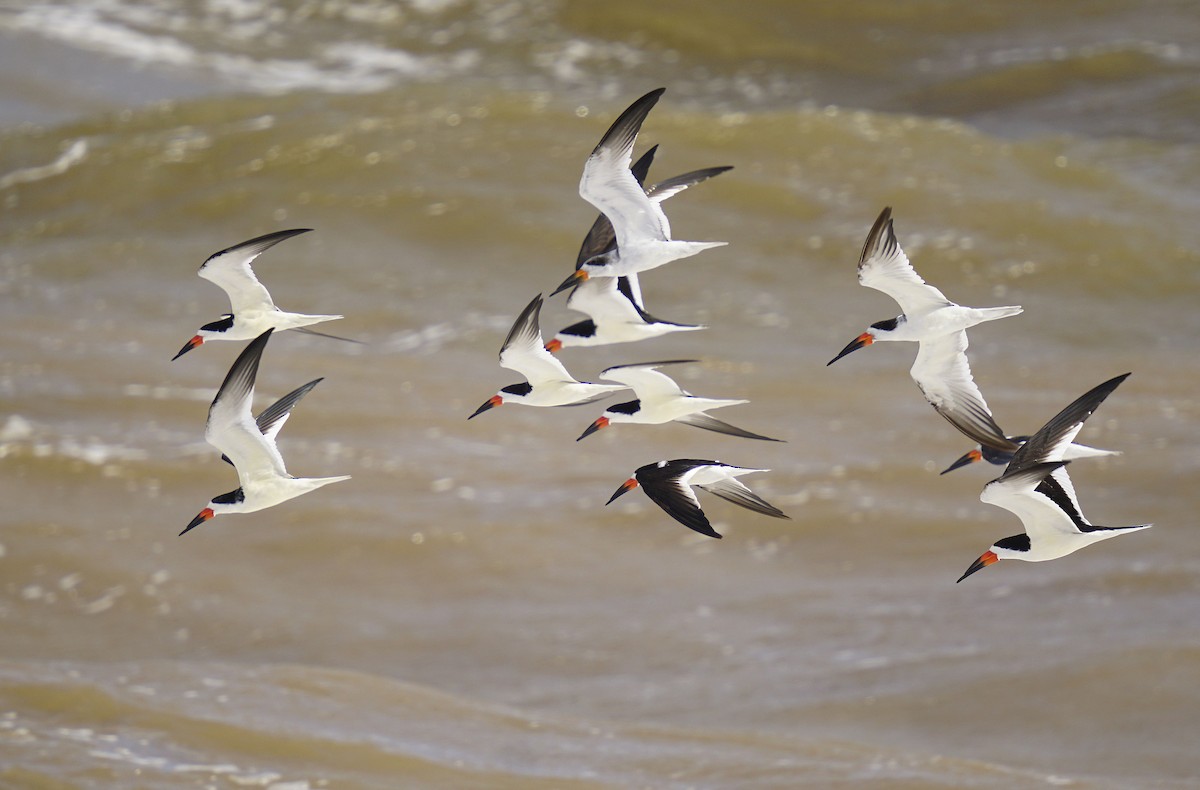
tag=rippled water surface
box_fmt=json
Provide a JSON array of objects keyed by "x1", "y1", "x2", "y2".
[{"x1": 2, "y1": 2, "x2": 1199, "y2": 788}]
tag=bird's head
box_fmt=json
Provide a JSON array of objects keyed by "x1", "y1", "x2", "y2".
[
  {"x1": 172, "y1": 315, "x2": 235, "y2": 360},
  {"x1": 957, "y1": 533, "x2": 1030, "y2": 582},
  {"x1": 180, "y1": 487, "x2": 245, "y2": 536}
]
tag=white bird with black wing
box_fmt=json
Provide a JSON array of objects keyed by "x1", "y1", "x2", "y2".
[
  {"x1": 182, "y1": 329, "x2": 350, "y2": 535},
  {"x1": 469, "y1": 294, "x2": 627, "y2": 419},
  {"x1": 576, "y1": 360, "x2": 781, "y2": 442},
  {"x1": 827, "y1": 207, "x2": 1022, "y2": 368},
  {"x1": 607, "y1": 459, "x2": 789, "y2": 538},
  {"x1": 551, "y1": 88, "x2": 726, "y2": 296},
  {"x1": 174, "y1": 229, "x2": 349, "y2": 359},
  {"x1": 548, "y1": 144, "x2": 727, "y2": 351},
  {"x1": 957, "y1": 372, "x2": 1150, "y2": 582}
]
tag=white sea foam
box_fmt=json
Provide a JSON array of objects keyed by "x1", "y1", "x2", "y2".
[
  {"x1": 0, "y1": 1, "x2": 482, "y2": 95},
  {"x1": 0, "y1": 139, "x2": 88, "y2": 190}
]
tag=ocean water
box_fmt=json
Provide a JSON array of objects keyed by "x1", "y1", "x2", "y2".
[{"x1": 1, "y1": 1, "x2": 1199, "y2": 788}]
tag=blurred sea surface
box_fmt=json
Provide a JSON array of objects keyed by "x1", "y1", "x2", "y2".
[{"x1": 1, "y1": 1, "x2": 1199, "y2": 787}]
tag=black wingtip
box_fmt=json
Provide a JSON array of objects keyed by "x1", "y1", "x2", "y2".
[
  {"x1": 500, "y1": 294, "x2": 544, "y2": 351},
  {"x1": 691, "y1": 523, "x2": 724, "y2": 539},
  {"x1": 859, "y1": 207, "x2": 895, "y2": 265},
  {"x1": 204, "y1": 228, "x2": 314, "y2": 263},
  {"x1": 211, "y1": 328, "x2": 273, "y2": 407},
  {"x1": 291, "y1": 326, "x2": 364, "y2": 344},
  {"x1": 592, "y1": 88, "x2": 667, "y2": 157},
  {"x1": 630, "y1": 143, "x2": 658, "y2": 186}
]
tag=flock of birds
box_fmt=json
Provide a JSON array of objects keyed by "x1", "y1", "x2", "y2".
[
  {"x1": 824, "y1": 209, "x2": 1149, "y2": 580},
  {"x1": 469, "y1": 87, "x2": 792, "y2": 540},
  {"x1": 169, "y1": 87, "x2": 1152, "y2": 582},
  {"x1": 172, "y1": 230, "x2": 353, "y2": 535}
]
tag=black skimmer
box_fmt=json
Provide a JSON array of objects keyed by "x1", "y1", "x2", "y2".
[
  {"x1": 607, "y1": 459, "x2": 790, "y2": 538},
  {"x1": 826, "y1": 207, "x2": 1022, "y2": 367},
  {"x1": 468, "y1": 294, "x2": 628, "y2": 419},
  {"x1": 550, "y1": 88, "x2": 726, "y2": 296},
  {"x1": 548, "y1": 146, "x2": 727, "y2": 351},
  {"x1": 173, "y1": 229, "x2": 350, "y2": 360},
  {"x1": 941, "y1": 431, "x2": 1119, "y2": 474},
  {"x1": 182, "y1": 329, "x2": 350, "y2": 535},
  {"x1": 548, "y1": 274, "x2": 706, "y2": 352},
  {"x1": 956, "y1": 372, "x2": 1149, "y2": 582},
  {"x1": 576, "y1": 360, "x2": 782, "y2": 442},
  {"x1": 869, "y1": 277, "x2": 1118, "y2": 474}
]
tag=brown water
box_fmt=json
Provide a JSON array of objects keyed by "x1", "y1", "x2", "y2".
[{"x1": 2, "y1": 1, "x2": 1200, "y2": 788}]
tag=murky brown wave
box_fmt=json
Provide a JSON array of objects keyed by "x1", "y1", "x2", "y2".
[{"x1": 1, "y1": 1, "x2": 1199, "y2": 787}]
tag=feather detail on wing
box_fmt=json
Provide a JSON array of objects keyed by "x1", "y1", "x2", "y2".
[
  {"x1": 498, "y1": 295, "x2": 576, "y2": 385},
  {"x1": 579, "y1": 88, "x2": 671, "y2": 250},
  {"x1": 696, "y1": 478, "x2": 789, "y2": 519},
  {"x1": 600, "y1": 360, "x2": 696, "y2": 399},
  {"x1": 639, "y1": 473, "x2": 722, "y2": 538},
  {"x1": 857, "y1": 207, "x2": 951, "y2": 314},
  {"x1": 198, "y1": 229, "x2": 311, "y2": 314},
  {"x1": 205, "y1": 329, "x2": 289, "y2": 479},
  {"x1": 1004, "y1": 373, "x2": 1130, "y2": 474},
  {"x1": 673, "y1": 412, "x2": 783, "y2": 442},
  {"x1": 255, "y1": 378, "x2": 322, "y2": 442},
  {"x1": 910, "y1": 331, "x2": 1014, "y2": 452}
]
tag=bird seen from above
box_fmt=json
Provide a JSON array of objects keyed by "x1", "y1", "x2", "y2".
[{"x1": 607, "y1": 459, "x2": 789, "y2": 538}]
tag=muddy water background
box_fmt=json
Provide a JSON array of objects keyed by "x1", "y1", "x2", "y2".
[{"x1": 1, "y1": 1, "x2": 1200, "y2": 787}]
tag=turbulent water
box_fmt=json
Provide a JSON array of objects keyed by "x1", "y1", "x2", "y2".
[{"x1": 2, "y1": 1, "x2": 1200, "y2": 788}]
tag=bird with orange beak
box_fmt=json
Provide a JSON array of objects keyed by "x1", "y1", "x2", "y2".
[
  {"x1": 548, "y1": 87, "x2": 726, "y2": 298},
  {"x1": 468, "y1": 294, "x2": 627, "y2": 419},
  {"x1": 956, "y1": 373, "x2": 1148, "y2": 582},
  {"x1": 575, "y1": 360, "x2": 781, "y2": 442},
  {"x1": 606, "y1": 459, "x2": 789, "y2": 538}
]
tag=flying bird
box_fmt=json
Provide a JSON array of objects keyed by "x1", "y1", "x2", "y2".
[
  {"x1": 181, "y1": 329, "x2": 350, "y2": 535},
  {"x1": 548, "y1": 145, "x2": 727, "y2": 351},
  {"x1": 577, "y1": 360, "x2": 781, "y2": 442},
  {"x1": 941, "y1": 428, "x2": 1120, "y2": 474},
  {"x1": 957, "y1": 372, "x2": 1149, "y2": 582},
  {"x1": 828, "y1": 207, "x2": 1022, "y2": 369},
  {"x1": 173, "y1": 229, "x2": 350, "y2": 360},
  {"x1": 548, "y1": 274, "x2": 705, "y2": 352},
  {"x1": 607, "y1": 459, "x2": 789, "y2": 538},
  {"x1": 827, "y1": 208, "x2": 1028, "y2": 458},
  {"x1": 550, "y1": 88, "x2": 726, "y2": 296},
  {"x1": 469, "y1": 294, "x2": 627, "y2": 419}
]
